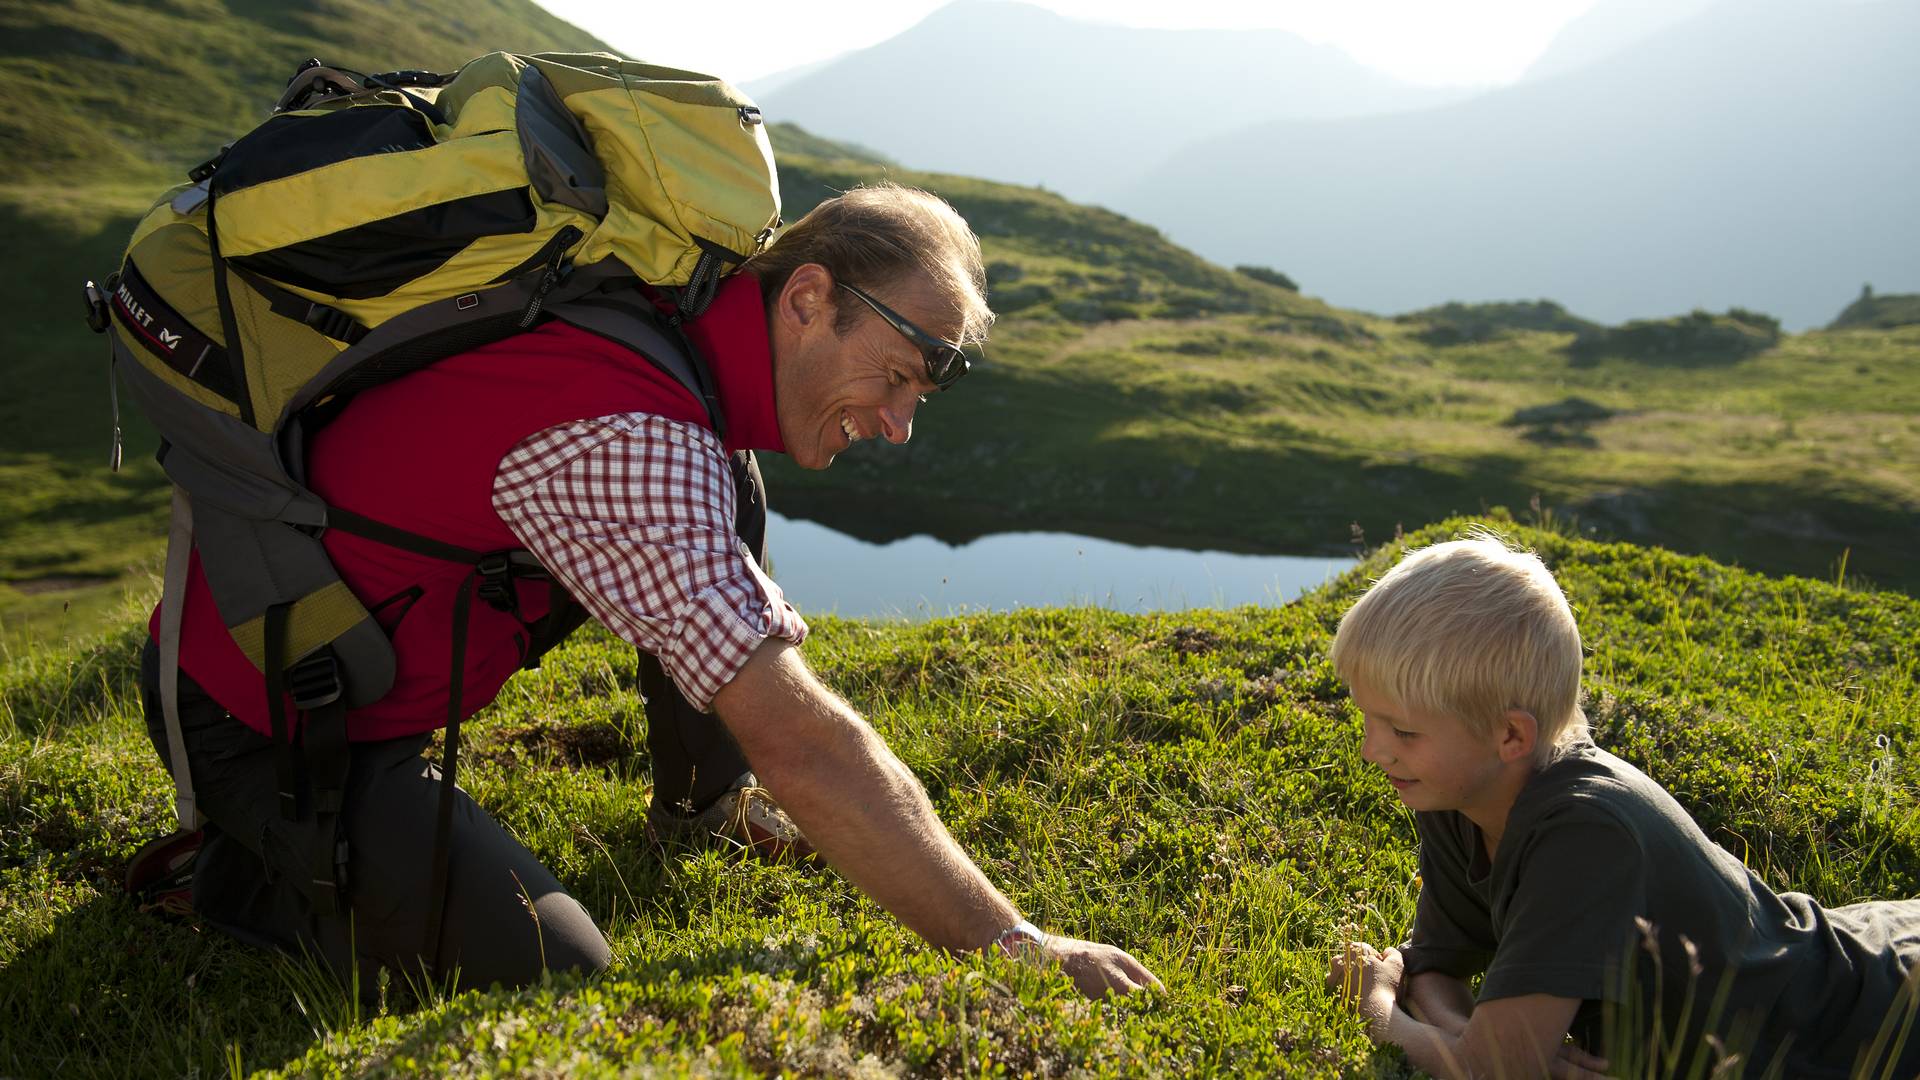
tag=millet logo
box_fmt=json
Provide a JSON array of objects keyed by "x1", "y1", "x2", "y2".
[
  {"x1": 114, "y1": 263, "x2": 221, "y2": 386},
  {"x1": 114, "y1": 281, "x2": 156, "y2": 332}
]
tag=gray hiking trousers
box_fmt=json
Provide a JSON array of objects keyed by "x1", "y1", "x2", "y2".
[{"x1": 138, "y1": 641, "x2": 611, "y2": 991}]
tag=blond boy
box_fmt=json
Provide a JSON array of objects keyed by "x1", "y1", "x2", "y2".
[{"x1": 1323, "y1": 536, "x2": 1919, "y2": 1079}]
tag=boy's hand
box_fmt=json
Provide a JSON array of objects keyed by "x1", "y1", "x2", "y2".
[
  {"x1": 1326, "y1": 941, "x2": 1404, "y2": 1038},
  {"x1": 1553, "y1": 1043, "x2": 1612, "y2": 1079}
]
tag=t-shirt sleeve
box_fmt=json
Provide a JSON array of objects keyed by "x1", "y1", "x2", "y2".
[
  {"x1": 1479, "y1": 804, "x2": 1646, "y2": 1004},
  {"x1": 1401, "y1": 812, "x2": 1498, "y2": 979}
]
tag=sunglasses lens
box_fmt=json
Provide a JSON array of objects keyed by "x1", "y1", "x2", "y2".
[{"x1": 927, "y1": 346, "x2": 968, "y2": 388}]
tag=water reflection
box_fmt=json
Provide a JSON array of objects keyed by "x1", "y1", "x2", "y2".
[{"x1": 766, "y1": 512, "x2": 1355, "y2": 620}]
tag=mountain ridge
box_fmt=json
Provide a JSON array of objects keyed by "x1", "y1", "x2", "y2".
[
  {"x1": 754, "y1": 0, "x2": 1466, "y2": 200},
  {"x1": 1112, "y1": 0, "x2": 1920, "y2": 329}
]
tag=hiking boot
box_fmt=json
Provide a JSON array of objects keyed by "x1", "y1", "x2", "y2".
[
  {"x1": 647, "y1": 773, "x2": 816, "y2": 862},
  {"x1": 125, "y1": 828, "x2": 203, "y2": 919}
]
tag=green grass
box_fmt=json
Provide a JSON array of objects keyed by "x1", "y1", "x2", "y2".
[{"x1": 2, "y1": 520, "x2": 1914, "y2": 1076}]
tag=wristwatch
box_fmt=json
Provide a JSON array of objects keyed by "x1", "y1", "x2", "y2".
[{"x1": 991, "y1": 918, "x2": 1049, "y2": 959}]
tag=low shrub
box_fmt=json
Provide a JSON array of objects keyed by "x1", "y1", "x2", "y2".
[{"x1": 1567, "y1": 308, "x2": 1782, "y2": 366}]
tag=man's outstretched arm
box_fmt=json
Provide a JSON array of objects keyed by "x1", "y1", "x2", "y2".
[{"x1": 711, "y1": 638, "x2": 1162, "y2": 997}]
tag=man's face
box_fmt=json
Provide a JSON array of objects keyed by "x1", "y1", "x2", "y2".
[
  {"x1": 1351, "y1": 680, "x2": 1508, "y2": 817},
  {"x1": 770, "y1": 267, "x2": 955, "y2": 470}
]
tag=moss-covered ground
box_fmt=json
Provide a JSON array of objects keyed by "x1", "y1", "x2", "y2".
[{"x1": 3, "y1": 519, "x2": 1914, "y2": 1077}]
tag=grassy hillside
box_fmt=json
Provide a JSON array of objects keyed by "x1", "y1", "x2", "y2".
[
  {"x1": 0, "y1": 0, "x2": 611, "y2": 187},
  {"x1": 765, "y1": 154, "x2": 1920, "y2": 593},
  {"x1": 1830, "y1": 288, "x2": 1920, "y2": 331},
  {"x1": 2, "y1": 521, "x2": 1914, "y2": 1076},
  {"x1": 4, "y1": 5, "x2": 1918, "y2": 647}
]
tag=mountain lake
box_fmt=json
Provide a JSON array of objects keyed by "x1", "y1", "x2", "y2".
[{"x1": 764, "y1": 512, "x2": 1356, "y2": 619}]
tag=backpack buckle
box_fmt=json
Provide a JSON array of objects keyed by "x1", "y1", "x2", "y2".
[
  {"x1": 288, "y1": 652, "x2": 343, "y2": 711},
  {"x1": 476, "y1": 553, "x2": 517, "y2": 614},
  {"x1": 301, "y1": 302, "x2": 366, "y2": 344},
  {"x1": 82, "y1": 280, "x2": 111, "y2": 334},
  {"x1": 187, "y1": 146, "x2": 229, "y2": 185}
]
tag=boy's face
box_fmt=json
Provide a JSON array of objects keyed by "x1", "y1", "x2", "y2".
[{"x1": 1351, "y1": 680, "x2": 1509, "y2": 817}]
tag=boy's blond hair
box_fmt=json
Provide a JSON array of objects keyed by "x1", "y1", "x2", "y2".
[{"x1": 1330, "y1": 532, "x2": 1588, "y2": 764}]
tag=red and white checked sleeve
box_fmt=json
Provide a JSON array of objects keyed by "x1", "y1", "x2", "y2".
[{"x1": 491, "y1": 412, "x2": 808, "y2": 711}]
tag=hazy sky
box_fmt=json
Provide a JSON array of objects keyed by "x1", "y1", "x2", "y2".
[{"x1": 535, "y1": 0, "x2": 1601, "y2": 87}]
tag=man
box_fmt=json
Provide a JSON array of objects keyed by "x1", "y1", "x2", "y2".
[{"x1": 132, "y1": 183, "x2": 1161, "y2": 999}]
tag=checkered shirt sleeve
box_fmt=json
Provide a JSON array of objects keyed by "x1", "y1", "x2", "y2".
[{"x1": 492, "y1": 413, "x2": 808, "y2": 711}]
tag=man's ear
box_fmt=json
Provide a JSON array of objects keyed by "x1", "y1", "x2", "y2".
[
  {"x1": 1497, "y1": 708, "x2": 1539, "y2": 764},
  {"x1": 777, "y1": 263, "x2": 835, "y2": 334}
]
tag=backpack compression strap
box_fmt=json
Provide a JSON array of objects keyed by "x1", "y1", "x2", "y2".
[{"x1": 158, "y1": 486, "x2": 206, "y2": 832}]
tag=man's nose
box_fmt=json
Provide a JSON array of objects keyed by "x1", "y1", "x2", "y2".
[{"x1": 879, "y1": 395, "x2": 917, "y2": 444}]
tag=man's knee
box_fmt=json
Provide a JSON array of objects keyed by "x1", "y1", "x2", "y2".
[
  {"x1": 527, "y1": 890, "x2": 613, "y2": 978},
  {"x1": 438, "y1": 886, "x2": 610, "y2": 990}
]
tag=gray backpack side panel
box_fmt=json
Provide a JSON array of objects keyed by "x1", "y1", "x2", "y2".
[
  {"x1": 116, "y1": 339, "x2": 396, "y2": 707},
  {"x1": 191, "y1": 504, "x2": 396, "y2": 707}
]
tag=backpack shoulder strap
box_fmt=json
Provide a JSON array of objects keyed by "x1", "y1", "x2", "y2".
[{"x1": 545, "y1": 277, "x2": 726, "y2": 440}]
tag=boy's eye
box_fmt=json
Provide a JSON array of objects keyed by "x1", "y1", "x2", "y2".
[
  {"x1": 1393, "y1": 727, "x2": 1417, "y2": 739},
  {"x1": 887, "y1": 370, "x2": 904, "y2": 387}
]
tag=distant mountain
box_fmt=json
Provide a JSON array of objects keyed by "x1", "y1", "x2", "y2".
[
  {"x1": 741, "y1": 55, "x2": 841, "y2": 99},
  {"x1": 1520, "y1": 0, "x2": 1717, "y2": 81},
  {"x1": 1114, "y1": 0, "x2": 1920, "y2": 329},
  {"x1": 753, "y1": 0, "x2": 1465, "y2": 202}
]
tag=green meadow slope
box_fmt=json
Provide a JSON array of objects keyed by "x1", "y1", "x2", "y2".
[
  {"x1": 2, "y1": 521, "x2": 1914, "y2": 1076},
  {"x1": 0, "y1": 0, "x2": 612, "y2": 187},
  {"x1": 3, "y1": 9, "x2": 1916, "y2": 606}
]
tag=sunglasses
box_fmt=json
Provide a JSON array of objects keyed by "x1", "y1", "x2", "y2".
[{"x1": 837, "y1": 282, "x2": 971, "y2": 391}]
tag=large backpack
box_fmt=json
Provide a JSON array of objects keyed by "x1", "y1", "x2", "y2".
[{"x1": 84, "y1": 52, "x2": 781, "y2": 929}]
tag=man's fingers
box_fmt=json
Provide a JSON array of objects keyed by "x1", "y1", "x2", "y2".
[
  {"x1": 1045, "y1": 939, "x2": 1161, "y2": 999},
  {"x1": 1120, "y1": 953, "x2": 1165, "y2": 991},
  {"x1": 1097, "y1": 951, "x2": 1160, "y2": 996}
]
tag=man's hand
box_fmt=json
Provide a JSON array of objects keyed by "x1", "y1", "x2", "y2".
[
  {"x1": 1043, "y1": 935, "x2": 1163, "y2": 997},
  {"x1": 1326, "y1": 940, "x2": 1404, "y2": 1038}
]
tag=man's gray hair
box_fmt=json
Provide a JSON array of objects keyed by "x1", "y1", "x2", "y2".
[{"x1": 745, "y1": 181, "x2": 994, "y2": 345}]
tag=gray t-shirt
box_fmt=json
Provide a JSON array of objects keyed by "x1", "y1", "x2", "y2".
[{"x1": 1400, "y1": 741, "x2": 1919, "y2": 1078}]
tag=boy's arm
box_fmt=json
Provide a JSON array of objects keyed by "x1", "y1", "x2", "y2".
[
  {"x1": 1331, "y1": 945, "x2": 1606, "y2": 1079},
  {"x1": 1388, "y1": 993, "x2": 1602, "y2": 1079},
  {"x1": 1403, "y1": 971, "x2": 1475, "y2": 1035}
]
